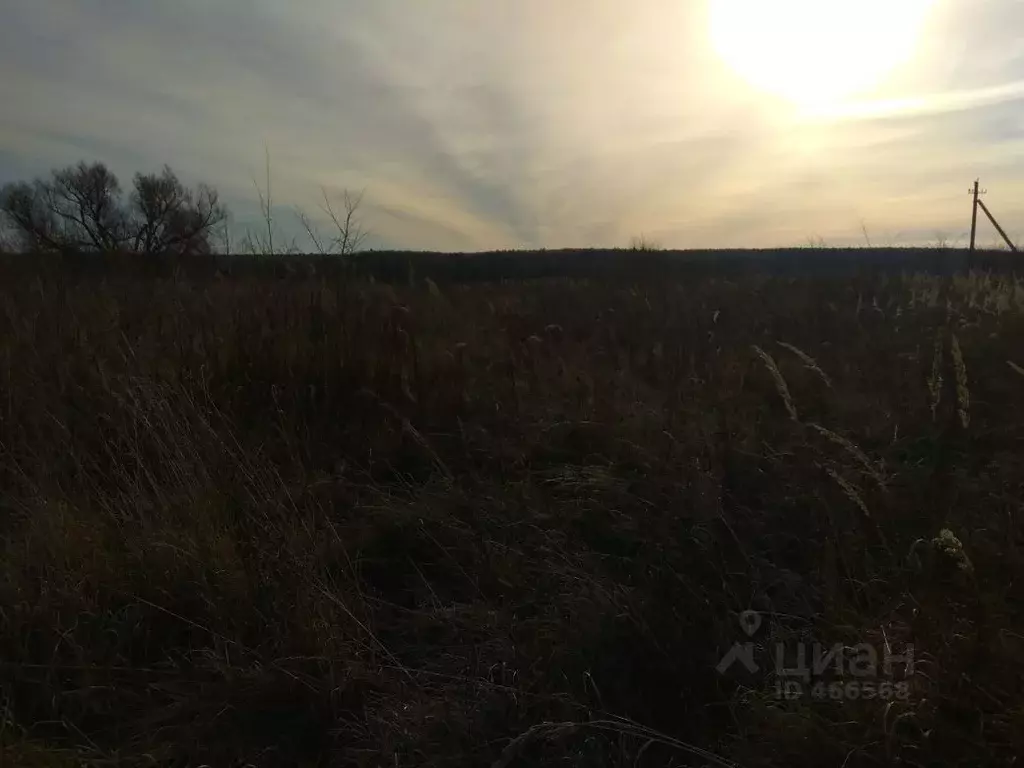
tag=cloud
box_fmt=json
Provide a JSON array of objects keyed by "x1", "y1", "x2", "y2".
[
  {"x1": 806, "y1": 80, "x2": 1024, "y2": 122},
  {"x1": 1, "y1": 0, "x2": 1022, "y2": 250}
]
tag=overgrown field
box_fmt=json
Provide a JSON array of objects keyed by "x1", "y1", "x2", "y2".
[{"x1": 1, "y1": 261, "x2": 1023, "y2": 767}]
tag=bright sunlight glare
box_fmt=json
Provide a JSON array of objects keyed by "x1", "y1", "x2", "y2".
[{"x1": 708, "y1": 0, "x2": 935, "y2": 111}]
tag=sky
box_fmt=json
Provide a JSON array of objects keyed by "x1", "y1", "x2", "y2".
[{"x1": 2, "y1": 0, "x2": 1023, "y2": 252}]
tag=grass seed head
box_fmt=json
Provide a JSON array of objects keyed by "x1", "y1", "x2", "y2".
[
  {"x1": 928, "y1": 332, "x2": 944, "y2": 421},
  {"x1": 777, "y1": 341, "x2": 833, "y2": 389},
  {"x1": 950, "y1": 333, "x2": 970, "y2": 429},
  {"x1": 752, "y1": 344, "x2": 798, "y2": 421},
  {"x1": 808, "y1": 423, "x2": 885, "y2": 489},
  {"x1": 825, "y1": 466, "x2": 872, "y2": 519}
]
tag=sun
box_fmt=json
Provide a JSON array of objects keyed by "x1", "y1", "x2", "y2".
[{"x1": 708, "y1": 0, "x2": 934, "y2": 111}]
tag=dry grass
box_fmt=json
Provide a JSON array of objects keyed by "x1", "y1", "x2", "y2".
[
  {"x1": 1, "y1": 256, "x2": 1024, "y2": 766},
  {"x1": 950, "y1": 333, "x2": 971, "y2": 430},
  {"x1": 751, "y1": 345, "x2": 798, "y2": 422}
]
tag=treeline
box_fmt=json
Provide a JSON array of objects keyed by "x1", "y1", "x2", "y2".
[
  {"x1": 0, "y1": 246, "x2": 1016, "y2": 286},
  {"x1": 0, "y1": 157, "x2": 366, "y2": 261},
  {"x1": 1, "y1": 158, "x2": 1018, "y2": 284}
]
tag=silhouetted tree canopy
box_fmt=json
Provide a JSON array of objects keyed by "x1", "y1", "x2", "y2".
[{"x1": 0, "y1": 161, "x2": 227, "y2": 256}]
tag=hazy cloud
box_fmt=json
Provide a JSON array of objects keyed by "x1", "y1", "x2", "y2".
[{"x1": 2, "y1": 0, "x2": 1022, "y2": 250}]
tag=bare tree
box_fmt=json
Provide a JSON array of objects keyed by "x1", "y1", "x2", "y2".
[
  {"x1": 128, "y1": 166, "x2": 226, "y2": 255},
  {"x1": 0, "y1": 163, "x2": 125, "y2": 252},
  {"x1": 0, "y1": 181, "x2": 62, "y2": 252},
  {"x1": 628, "y1": 233, "x2": 661, "y2": 251},
  {"x1": 241, "y1": 147, "x2": 299, "y2": 258},
  {"x1": 0, "y1": 161, "x2": 227, "y2": 256},
  {"x1": 298, "y1": 187, "x2": 369, "y2": 257},
  {"x1": 0, "y1": 220, "x2": 15, "y2": 254}
]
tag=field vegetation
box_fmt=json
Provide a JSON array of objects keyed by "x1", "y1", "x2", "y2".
[{"x1": 1, "y1": 252, "x2": 1023, "y2": 766}]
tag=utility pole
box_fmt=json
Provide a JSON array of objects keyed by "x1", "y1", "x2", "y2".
[
  {"x1": 968, "y1": 178, "x2": 1017, "y2": 264},
  {"x1": 968, "y1": 179, "x2": 982, "y2": 255},
  {"x1": 977, "y1": 198, "x2": 1018, "y2": 253}
]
